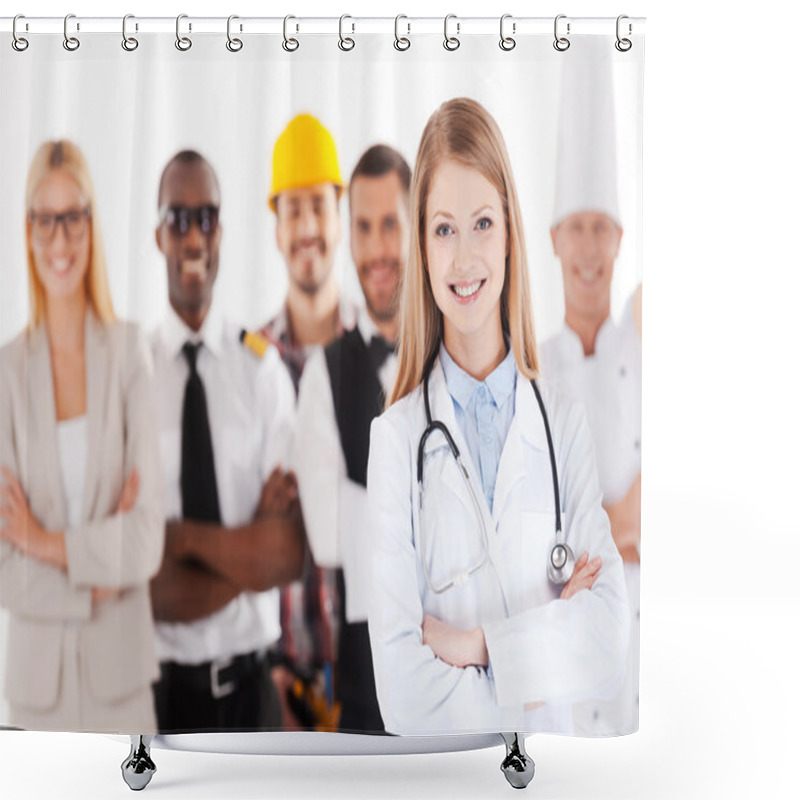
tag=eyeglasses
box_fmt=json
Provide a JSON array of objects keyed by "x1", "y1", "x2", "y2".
[
  {"x1": 160, "y1": 205, "x2": 220, "y2": 237},
  {"x1": 28, "y1": 207, "x2": 91, "y2": 244}
]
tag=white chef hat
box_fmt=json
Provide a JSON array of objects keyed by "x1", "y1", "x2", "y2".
[{"x1": 552, "y1": 38, "x2": 621, "y2": 229}]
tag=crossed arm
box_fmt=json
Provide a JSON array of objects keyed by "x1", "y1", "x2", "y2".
[
  {"x1": 0, "y1": 466, "x2": 143, "y2": 607},
  {"x1": 421, "y1": 551, "x2": 603, "y2": 671},
  {"x1": 150, "y1": 467, "x2": 306, "y2": 623}
]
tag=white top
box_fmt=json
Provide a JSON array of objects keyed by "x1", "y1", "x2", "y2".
[
  {"x1": 367, "y1": 356, "x2": 629, "y2": 735},
  {"x1": 293, "y1": 307, "x2": 397, "y2": 624},
  {"x1": 150, "y1": 303, "x2": 296, "y2": 664},
  {"x1": 539, "y1": 297, "x2": 642, "y2": 506},
  {"x1": 56, "y1": 416, "x2": 88, "y2": 531}
]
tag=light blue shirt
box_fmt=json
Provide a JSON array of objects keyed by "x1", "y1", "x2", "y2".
[{"x1": 439, "y1": 345, "x2": 517, "y2": 512}]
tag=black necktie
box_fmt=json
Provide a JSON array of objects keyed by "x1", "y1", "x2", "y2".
[
  {"x1": 181, "y1": 342, "x2": 221, "y2": 523},
  {"x1": 367, "y1": 335, "x2": 393, "y2": 375}
]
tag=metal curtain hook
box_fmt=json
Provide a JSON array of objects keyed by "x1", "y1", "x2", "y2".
[
  {"x1": 176, "y1": 14, "x2": 192, "y2": 51},
  {"x1": 499, "y1": 14, "x2": 516, "y2": 51},
  {"x1": 227, "y1": 15, "x2": 243, "y2": 52},
  {"x1": 339, "y1": 14, "x2": 355, "y2": 51},
  {"x1": 12, "y1": 14, "x2": 29, "y2": 52},
  {"x1": 615, "y1": 14, "x2": 632, "y2": 52},
  {"x1": 122, "y1": 14, "x2": 139, "y2": 51},
  {"x1": 394, "y1": 14, "x2": 410, "y2": 51},
  {"x1": 283, "y1": 15, "x2": 299, "y2": 52},
  {"x1": 553, "y1": 14, "x2": 570, "y2": 52},
  {"x1": 444, "y1": 14, "x2": 460, "y2": 51},
  {"x1": 63, "y1": 13, "x2": 80, "y2": 51}
]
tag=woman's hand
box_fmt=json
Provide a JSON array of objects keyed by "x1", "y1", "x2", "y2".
[
  {"x1": 116, "y1": 468, "x2": 140, "y2": 513},
  {"x1": 89, "y1": 471, "x2": 141, "y2": 606},
  {"x1": 0, "y1": 466, "x2": 47, "y2": 556},
  {"x1": 92, "y1": 586, "x2": 121, "y2": 604},
  {"x1": 559, "y1": 551, "x2": 601, "y2": 601},
  {"x1": 422, "y1": 614, "x2": 488, "y2": 668}
]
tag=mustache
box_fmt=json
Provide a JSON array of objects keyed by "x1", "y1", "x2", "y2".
[
  {"x1": 364, "y1": 258, "x2": 400, "y2": 273},
  {"x1": 291, "y1": 237, "x2": 326, "y2": 257}
]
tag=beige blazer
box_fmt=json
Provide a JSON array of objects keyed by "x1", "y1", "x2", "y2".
[{"x1": 0, "y1": 312, "x2": 164, "y2": 716}]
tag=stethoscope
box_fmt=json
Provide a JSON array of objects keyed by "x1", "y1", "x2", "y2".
[{"x1": 416, "y1": 366, "x2": 575, "y2": 594}]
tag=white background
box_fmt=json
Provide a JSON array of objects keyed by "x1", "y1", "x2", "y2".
[{"x1": 1, "y1": 1, "x2": 799, "y2": 799}]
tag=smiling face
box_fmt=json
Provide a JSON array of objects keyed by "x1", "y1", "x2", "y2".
[
  {"x1": 156, "y1": 158, "x2": 221, "y2": 330},
  {"x1": 425, "y1": 159, "x2": 507, "y2": 352},
  {"x1": 275, "y1": 183, "x2": 341, "y2": 297},
  {"x1": 350, "y1": 171, "x2": 409, "y2": 326},
  {"x1": 551, "y1": 211, "x2": 622, "y2": 323},
  {"x1": 27, "y1": 167, "x2": 91, "y2": 305}
]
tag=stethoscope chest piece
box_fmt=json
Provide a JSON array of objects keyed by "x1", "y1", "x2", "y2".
[{"x1": 547, "y1": 537, "x2": 575, "y2": 586}]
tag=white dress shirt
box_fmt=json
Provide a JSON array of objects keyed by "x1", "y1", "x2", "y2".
[
  {"x1": 539, "y1": 295, "x2": 641, "y2": 506},
  {"x1": 150, "y1": 303, "x2": 296, "y2": 665},
  {"x1": 293, "y1": 308, "x2": 397, "y2": 624}
]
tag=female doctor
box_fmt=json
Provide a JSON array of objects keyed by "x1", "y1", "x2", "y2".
[{"x1": 366, "y1": 98, "x2": 630, "y2": 736}]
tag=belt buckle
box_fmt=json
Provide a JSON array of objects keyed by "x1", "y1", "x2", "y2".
[{"x1": 210, "y1": 656, "x2": 235, "y2": 700}]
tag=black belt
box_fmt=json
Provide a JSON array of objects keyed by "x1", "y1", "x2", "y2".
[{"x1": 159, "y1": 651, "x2": 262, "y2": 700}]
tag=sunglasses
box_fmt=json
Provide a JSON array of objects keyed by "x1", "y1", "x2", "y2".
[
  {"x1": 28, "y1": 207, "x2": 91, "y2": 244},
  {"x1": 160, "y1": 205, "x2": 220, "y2": 237}
]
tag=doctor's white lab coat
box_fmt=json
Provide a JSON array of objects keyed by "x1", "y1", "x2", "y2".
[{"x1": 366, "y1": 356, "x2": 629, "y2": 736}]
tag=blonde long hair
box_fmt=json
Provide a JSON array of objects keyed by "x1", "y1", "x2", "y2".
[
  {"x1": 25, "y1": 140, "x2": 115, "y2": 328},
  {"x1": 390, "y1": 98, "x2": 539, "y2": 406}
]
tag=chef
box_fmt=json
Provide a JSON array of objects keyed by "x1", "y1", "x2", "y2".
[{"x1": 540, "y1": 43, "x2": 642, "y2": 736}]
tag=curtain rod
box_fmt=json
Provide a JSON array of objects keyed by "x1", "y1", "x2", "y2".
[{"x1": 1, "y1": 15, "x2": 646, "y2": 37}]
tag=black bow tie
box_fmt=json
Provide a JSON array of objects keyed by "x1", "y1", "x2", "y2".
[{"x1": 368, "y1": 335, "x2": 394, "y2": 371}]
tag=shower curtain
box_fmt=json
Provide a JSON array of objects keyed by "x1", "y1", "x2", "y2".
[{"x1": 0, "y1": 16, "x2": 644, "y2": 741}]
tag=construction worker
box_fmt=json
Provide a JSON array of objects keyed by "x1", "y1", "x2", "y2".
[{"x1": 260, "y1": 114, "x2": 356, "y2": 730}]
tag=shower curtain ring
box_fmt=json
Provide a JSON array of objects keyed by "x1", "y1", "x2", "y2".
[
  {"x1": 63, "y1": 14, "x2": 80, "y2": 51},
  {"x1": 122, "y1": 14, "x2": 139, "y2": 51},
  {"x1": 339, "y1": 15, "x2": 355, "y2": 51},
  {"x1": 176, "y1": 14, "x2": 192, "y2": 51},
  {"x1": 499, "y1": 14, "x2": 516, "y2": 51},
  {"x1": 283, "y1": 15, "x2": 299, "y2": 52},
  {"x1": 615, "y1": 15, "x2": 632, "y2": 52},
  {"x1": 443, "y1": 14, "x2": 460, "y2": 51},
  {"x1": 394, "y1": 15, "x2": 410, "y2": 51},
  {"x1": 12, "y1": 15, "x2": 29, "y2": 51},
  {"x1": 553, "y1": 14, "x2": 570, "y2": 52},
  {"x1": 227, "y1": 15, "x2": 243, "y2": 52}
]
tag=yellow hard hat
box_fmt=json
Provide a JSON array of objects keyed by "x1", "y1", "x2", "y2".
[{"x1": 269, "y1": 114, "x2": 343, "y2": 212}]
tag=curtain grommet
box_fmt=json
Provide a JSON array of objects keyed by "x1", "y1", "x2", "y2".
[
  {"x1": 12, "y1": 14, "x2": 29, "y2": 51},
  {"x1": 176, "y1": 14, "x2": 192, "y2": 51},
  {"x1": 283, "y1": 15, "x2": 299, "y2": 52},
  {"x1": 499, "y1": 14, "x2": 516, "y2": 51},
  {"x1": 226, "y1": 15, "x2": 243, "y2": 52},
  {"x1": 443, "y1": 14, "x2": 460, "y2": 52},
  {"x1": 122, "y1": 14, "x2": 139, "y2": 52},
  {"x1": 394, "y1": 15, "x2": 410, "y2": 51},
  {"x1": 553, "y1": 14, "x2": 570, "y2": 52},
  {"x1": 338, "y1": 14, "x2": 355, "y2": 51},
  {"x1": 63, "y1": 13, "x2": 80, "y2": 52}
]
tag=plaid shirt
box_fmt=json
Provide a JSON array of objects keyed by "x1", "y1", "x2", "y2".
[{"x1": 260, "y1": 299, "x2": 357, "y2": 673}]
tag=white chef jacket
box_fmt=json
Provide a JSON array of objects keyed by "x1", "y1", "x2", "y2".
[
  {"x1": 293, "y1": 308, "x2": 397, "y2": 623},
  {"x1": 539, "y1": 297, "x2": 641, "y2": 506},
  {"x1": 540, "y1": 294, "x2": 641, "y2": 735},
  {"x1": 367, "y1": 353, "x2": 629, "y2": 735},
  {"x1": 150, "y1": 303, "x2": 296, "y2": 665}
]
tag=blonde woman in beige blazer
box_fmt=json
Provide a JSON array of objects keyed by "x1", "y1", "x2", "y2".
[{"x1": 0, "y1": 140, "x2": 164, "y2": 733}]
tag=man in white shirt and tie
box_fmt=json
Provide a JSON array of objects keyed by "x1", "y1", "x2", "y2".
[
  {"x1": 294, "y1": 144, "x2": 411, "y2": 732},
  {"x1": 149, "y1": 150, "x2": 304, "y2": 732}
]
